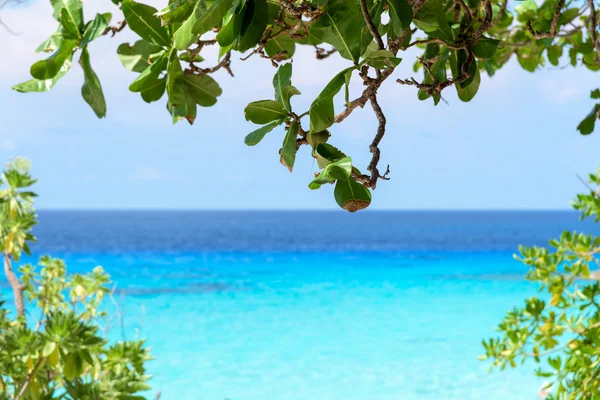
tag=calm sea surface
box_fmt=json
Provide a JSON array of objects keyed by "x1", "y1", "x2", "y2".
[{"x1": 5, "y1": 210, "x2": 600, "y2": 400}]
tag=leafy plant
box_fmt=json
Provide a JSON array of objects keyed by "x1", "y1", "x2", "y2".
[
  {"x1": 0, "y1": 159, "x2": 154, "y2": 400},
  {"x1": 482, "y1": 168, "x2": 600, "y2": 399},
  {"x1": 10, "y1": 0, "x2": 600, "y2": 211}
]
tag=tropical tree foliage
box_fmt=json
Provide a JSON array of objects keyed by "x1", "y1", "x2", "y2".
[
  {"x1": 9, "y1": 0, "x2": 600, "y2": 211},
  {"x1": 482, "y1": 168, "x2": 600, "y2": 399},
  {"x1": 0, "y1": 159, "x2": 153, "y2": 400}
]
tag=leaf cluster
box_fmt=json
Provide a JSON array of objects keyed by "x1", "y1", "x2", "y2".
[
  {"x1": 482, "y1": 171, "x2": 600, "y2": 399},
  {"x1": 13, "y1": 0, "x2": 600, "y2": 210}
]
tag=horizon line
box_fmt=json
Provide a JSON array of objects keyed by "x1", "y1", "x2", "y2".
[{"x1": 35, "y1": 208, "x2": 578, "y2": 212}]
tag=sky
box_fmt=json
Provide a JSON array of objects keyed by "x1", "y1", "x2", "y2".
[{"x1": 0, "y1": 0, "x2": 599, "y2": 210}]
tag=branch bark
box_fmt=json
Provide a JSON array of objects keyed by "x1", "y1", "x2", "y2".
[
  {"x1": 587, "y1": 0, "x2": 600, "y2": 55},
  {"x1": 4, "y1": 252, "x2": 25, "y2": 318},
  {"x1": 471, "y1": 0, "x2": 492, "y2": 43},
  {"x1": 365, "y1": 94, "x2": 390, "y2": 188},
  {"x1": 360, "y1": 0, "x2": 384, "y2": 49}
]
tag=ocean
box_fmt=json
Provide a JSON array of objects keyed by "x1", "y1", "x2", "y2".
[{"x1": 6, "y1": 210, "x2": 600, "y2": 400}]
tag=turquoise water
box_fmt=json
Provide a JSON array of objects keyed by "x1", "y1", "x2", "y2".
[{"x1": 7, "y1": 211, "x2": 600, "y2": 399}]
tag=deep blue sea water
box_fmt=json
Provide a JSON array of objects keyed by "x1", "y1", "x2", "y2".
[{"x1": 5, "y1": 211, "x2": 600, "y2": 400}]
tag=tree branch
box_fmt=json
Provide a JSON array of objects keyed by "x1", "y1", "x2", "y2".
[
  {"x1": 526, "y1": 0, "x2": 565, "y2": 39},
  {"x1": 396, "y1": 47, "x2": 473, "y2": 96},
  {"x1": 4, "y1": 252, "x2": 25, "y2": 318},
  {"x1": 103, "y1": 20, "x2": 127, "y2": 37},
  {"x1": 315, "y1": 46, "x2": 337, "y2": 59},
  {"x1": 454, "y1": 0, "x2": 472, "y2": 23},
  {"x1": 186, "y1": 51, "x2": 234, "y2": 77},
  {"x1": 365, "y1": 94, "x2": 390, "y2": 188},
  {"x1": 471, "y1": 0, "x2": 492, "y2": 43},
  {"x1": 360, "y1": 0, "x2": 384, "y2": 49},
  {"x1": 587, "y1": 0, "x2": 600, "y2": 56},
  {"x1": 404, "y1": 37, "x2": 464, "y2": 50},
  {"x1": 492, "y1": 0, "x2": 508, "y2": 27},
  {"x1": 14, "y1": 357, "x2": 44, "y2": 400}
]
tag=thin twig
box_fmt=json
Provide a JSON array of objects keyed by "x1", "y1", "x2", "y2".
[
  {"x1": 187, "y1": 51, "x2": 234, "y2": 77},
  {"x1": 103, "y1": 20, "x2": 127, "y2": 37},
  {"x1": 315, "y1": 46, "x2": 337, "y2": 59},
  {"x1": 492, "y1": 0, "x2": 507, "y2": 27},
  {"x1": 14, "y1": 357, "x2": 44, "y2": 400},
  {"x1": 404, "y1": 37, "x2": 464, "y2": 50}
]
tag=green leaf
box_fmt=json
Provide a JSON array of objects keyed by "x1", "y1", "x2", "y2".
[
  {"x1": 155, "y1": 0, "x2": 196, "y2": 25},
  {"x1": 30, "y1": 39, "x2": 77, "y2": 80},
  {"x1": 178, "y1": 52, "x2": 204, "y2": 62},
  {"x1": 310, "y1": 0, "x2": 363, "y2": 62},
  {"x1": 547, "y1": 45, "x2": 562, "y2": 66},
  {"x1": 169, "y1": 90, "x2": 197, "y2": 124},
  {"x1": 191, "y1": 0, "x2": 235, "y2": 38},
  {"x1": 102, "y1": 12, "x2": 113, "y2": 25},
  {"x1": 36, "y1": 31, "x2": 63, "y2": 53},
  {"x1": 387, "y1": 0, "x2": 412, "y2": 35},
  {"x1": 244, "y1": 119, "x2": 285, "y2": 146},
  {"x1": 265, "y1": 35, "x2": 296, "y2": 59},
  {"x1": 117, "y1": 40, "x2": 165, "y2": 73},
  {"x1": 591, "y1": 89, "x2": 600, "y2": 99},
  {"x1": 334, "y1": 177, "x2": 371, "y2": 212},
  {"x1": 307, "y1": 130, "x2": 330, "y2": 148},
  {"x1": 13, "y1": 59, "x2": 72, "y2": 93},
  {"x1": 79, "y1": 48, "x2": 107, "y2": 118},
  {"x1": 450, "y1": 52, "x2": 480, "y2": 102},
  {"x1": 472, "y1": 37, "x2": 500, "y2": 59},
  {"x1": 362, "y1": 49, "x2": 402, "y2": 69},
  {"x1": 414, "y1": 0, "x2": 451, "y2": 39},
  {"x1": 577, "y1": 105, "x2": 599, "y2": 135},
  {"x1": 244, "y1": 100, "x2": 288, "y2": 124},
  {"x1": 313, "y1": 142, "x2": 346, "y2": 168},
  {"x1": 166, "y1": 49, "x2": 186, "y2": 105},
  {"x1": 517, "y1": 46, "x2": 542, "y2": 72},
  {"x1": 273, "y1": 63, "x2": 300, "y2": 112},
  {"x1": 174, "y1": 0, "x2": 205, "y2": 50},
  {"x1": 141, "y1": 77, "x2": 166, "y2": 102},
  {"x1": 309, "y1": 67, "x2": 355, "y2": 132},
  {"x1": 558, "y1": 7, "x2": 579, "y2": 25},
  {"x1": 50, "y1": 0, "x2": 83, "y2": 29},
  {"x1": 166, "y1": 51, "x2": 197, "y2": 124},
  {"x1": 216, "y1": 0, "x2": 246, "y2": 47},
  {"x1": 237, "y1": 0, "x2": 268, "y2": 52},
  {"x1": 122, "y1": 0, "x2": 171, "y2": 47},
  {"x1": 184, "y1": 74, "x2": 222, "y2": 106},
  {"x1": 309, "y1": 156, "x2": 352, "y2": 189},
  {"x1": 81, "y1": 13, "x2": 109, "y2": 47},
  {"x1": 129, "y1": 54, "x2": 167, "y2": 92},
  {"x1": 42, "y1": 342, "x2": 57, "y2": 358},
  {"x1": 280, "y1": 120, "x2": 299, "y2": 172},
  {"x1": 515, "y1": 0, "x2": 537, "y2": 22},
  {"x1": 60, "y1": 8, "x2": 81, "y2": 40},
  {"x1": 63, "y1": 353, "x2": 84, "y2": 380}
]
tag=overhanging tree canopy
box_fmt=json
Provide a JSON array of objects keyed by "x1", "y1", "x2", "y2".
[{"x1": 10, "y1": 0, "x2": 600, "y2": 210}]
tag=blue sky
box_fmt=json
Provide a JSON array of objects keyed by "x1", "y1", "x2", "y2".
[{"x1": 1, "y1": 0, "x2": 599, "y2": 210}]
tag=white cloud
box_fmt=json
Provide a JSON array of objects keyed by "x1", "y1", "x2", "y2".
[
  {"x1": 129, "y1": 165, "x2": 178, "y2": 182},
  {"x1": 539, "y1": 79, "x2": 584, "y2": 103}
]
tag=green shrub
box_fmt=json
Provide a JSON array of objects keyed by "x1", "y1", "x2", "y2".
[{"x1": 0, "y1": 159, "x2": 154, "y2": 400}]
